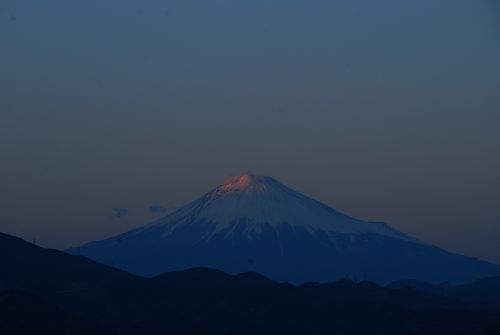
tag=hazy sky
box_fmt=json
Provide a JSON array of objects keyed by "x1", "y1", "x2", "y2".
[{"x1": 1, "y1": 0, "x2": 499, "y2": 263}]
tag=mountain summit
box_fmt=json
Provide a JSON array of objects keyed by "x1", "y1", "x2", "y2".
[
  {"x1": 69, "y1": 174, "x2": 500, "y2": 284},
  {"x1": 164, "y1": 173, "x2": 416, "y2": 241}
]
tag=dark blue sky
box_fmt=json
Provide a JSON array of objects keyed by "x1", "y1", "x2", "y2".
[{"x1": 1, "y1": 0, "x2": 499, "y2": 263}]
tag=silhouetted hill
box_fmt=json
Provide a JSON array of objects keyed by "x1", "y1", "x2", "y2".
[
  {"x1": 389, "y1": 277, "x2": 500, "y2": 308},
  {"x1": 388, "y1": 279, "x2": 451, "y2": 295},
  {"x1": 0, "y1": 290, "x2": 95, "y2": 335},
  {"x1": 1, "y1": 232, "x2": 500, "y2": 335}
]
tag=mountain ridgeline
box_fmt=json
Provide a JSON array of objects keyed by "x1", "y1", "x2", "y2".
[
  {"x1": 1, "y1": 232, "x2": 500, "y2": 335},
  {"x1": 69, "y1": 174, "x2": 500, "y2": 284}
]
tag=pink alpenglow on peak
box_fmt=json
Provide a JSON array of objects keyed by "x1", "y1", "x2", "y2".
[{"x1": 214, "y1": 174, "x2": 269, "y2": 197}]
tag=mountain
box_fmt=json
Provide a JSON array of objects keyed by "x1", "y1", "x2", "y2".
[
  {"x1": 388, "y1": 277, "x2": 500, "y2": 308},
  {"x1": 2, "y1": 232, "x2": 500, "y2": 335},
  {"x1": 68, "y1": 174, "x2": 500, "y2": 284},
  {"x1": 0, "y1": 290, "x2": 105, "y2": 335},
  {"x1": 0, "y1": 232, "x2": 151, "y2": 334}
]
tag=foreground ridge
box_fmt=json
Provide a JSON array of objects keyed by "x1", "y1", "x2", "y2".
[{"x1": 3, "y1": 232, "x2": 500, "y2": 335}]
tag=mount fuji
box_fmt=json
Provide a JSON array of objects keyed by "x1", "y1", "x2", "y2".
[{"x1": 68, "y1": 174, "x2": 500, "y2": 284}]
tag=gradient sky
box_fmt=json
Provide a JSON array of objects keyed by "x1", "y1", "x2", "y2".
[{"x1": 1, "y1": 0, "x2": 499, "y2": 263}]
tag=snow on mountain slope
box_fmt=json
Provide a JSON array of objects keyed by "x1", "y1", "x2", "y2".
[{"x1": 134, "y1": 174, "x2": 416, "y2": 242}]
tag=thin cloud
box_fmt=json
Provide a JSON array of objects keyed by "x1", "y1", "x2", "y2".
[
  {"x1": 112, "y1": 208, "x2": 129, "y2": 218},
  {"x1": 149, "y1": 205, "x2": 168, "y2": 214}
]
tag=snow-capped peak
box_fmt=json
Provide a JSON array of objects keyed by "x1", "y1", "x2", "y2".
[
  {"x1": 68, "y1": 173, "x2": 499, "y2": 284},
  {"x1": 147, "y1": 174, "x2": 418, "y2": 243}
]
